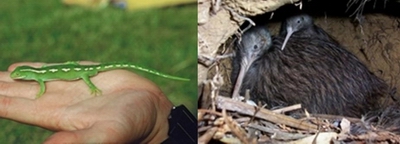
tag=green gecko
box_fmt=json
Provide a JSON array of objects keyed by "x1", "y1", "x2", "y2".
[{"x1": 10, "y1": 62, "x2": 190, "y2": 98}]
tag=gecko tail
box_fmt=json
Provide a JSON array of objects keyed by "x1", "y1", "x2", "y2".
[
  {"x1": 100, "y1": 63, "x2": 190, "y2": 81},
  {"x1": 156, "y1": 74, "x2": 190, "y2": 81},
  {"x1": 132, "y1": 65, "x2": 190, "y2": 81}
]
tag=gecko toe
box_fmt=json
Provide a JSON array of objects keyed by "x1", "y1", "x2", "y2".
[{"x1": 91, "y1": 89, "x2": 102, "y2": 96}]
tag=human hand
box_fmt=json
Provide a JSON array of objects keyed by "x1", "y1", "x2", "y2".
[{"x1": 0, "y1": 61, "x2": 173, "y2": 143}]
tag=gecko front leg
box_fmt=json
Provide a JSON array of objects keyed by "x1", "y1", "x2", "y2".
[
  {"x1": 36, "y1": 80, "x2": 46, "y2": 98},
  {"x1": 81, "y1": 75, "x2": 102, "y2": 96}
]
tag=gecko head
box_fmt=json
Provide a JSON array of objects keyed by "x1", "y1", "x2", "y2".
[{"x1": 10, "y1": 66, "x2": 35, "y2": 79}]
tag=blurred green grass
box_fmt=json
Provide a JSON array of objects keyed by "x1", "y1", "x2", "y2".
[{"x1": 0, "y1": 1, "x2": 196, "y2": 143}]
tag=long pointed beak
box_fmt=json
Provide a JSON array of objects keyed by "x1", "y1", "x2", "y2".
[
  {"x1": 231, "y1": 56, "x2": 257, "y2": 100},
  {"x1": 281, "y1": 27, "x2": 294, "y2": 51}
]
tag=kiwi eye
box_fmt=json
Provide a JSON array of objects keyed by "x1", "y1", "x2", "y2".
[
  {"x1": 297, "y1": 17, "x2": 304, "y2": 23},
  {"x1": 253, "y1": 45, "x2": 258, "y2": 49}
]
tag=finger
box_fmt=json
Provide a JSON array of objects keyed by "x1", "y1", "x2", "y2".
[
  {"x1": 0, "y1": 71, "x2": 17, "y2": 82},
  {"x1": 76, "y1": 61, "x2": 99, "y2": 65},
  {"x1": 8, "y1": 62, "x2": 46, "y2": 71},
  {"x1": 0, "y1": 71, "x2": 38, "y2": 98},
  {"x1": 0, "y1": 96, "x2": 39, "y2": 124},
  {"x1": 44, "y1": 121, "x2": 132, "y2": 144},
  {"x1": 0, "y1": 81, "x2": 38, "y2": 98}
]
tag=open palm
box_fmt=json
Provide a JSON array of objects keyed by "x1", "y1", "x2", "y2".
[{"x1": 0, "y1": 62, "x2": 172, "y2": 143}]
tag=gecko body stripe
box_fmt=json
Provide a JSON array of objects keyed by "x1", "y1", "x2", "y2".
[
  {"x1": 61, "y1": 68, "x2": 70, "y2": 72},
  {"x1": 20, "y1": 69, "x2": 47, "y2": 73},
  {"x1": 105, "y1": 65, "x2": 113, "y2": 69},
  {"x1": 49, "y1": 69, "x2": 58, "y2": 72}
]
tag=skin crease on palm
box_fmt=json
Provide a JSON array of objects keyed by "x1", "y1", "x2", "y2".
[{"x1": 0, "y1": 61, "x2": 173, "y2": 143}]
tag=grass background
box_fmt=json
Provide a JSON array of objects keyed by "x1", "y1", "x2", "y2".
[{"x1": 0, "y1": 0, "x2": 196, "y2": 143}]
